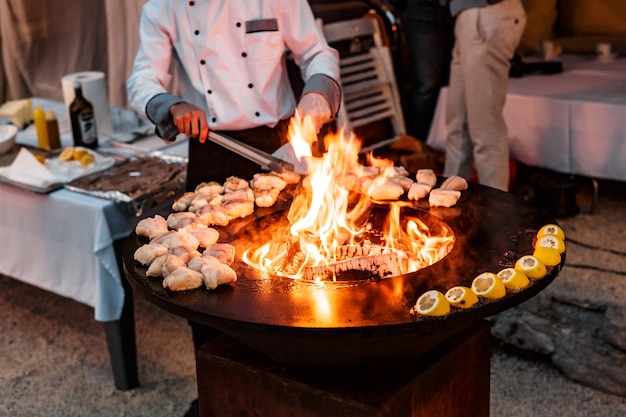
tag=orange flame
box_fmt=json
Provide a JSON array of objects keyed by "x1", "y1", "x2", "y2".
[{"x1": 242, "y1": 114, "x2": 454, "y2": 282}]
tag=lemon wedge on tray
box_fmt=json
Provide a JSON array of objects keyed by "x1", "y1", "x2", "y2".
[
  {"x1": 59, "y1": 146, "x2": 75, "y2": 162},
  {"x1": 515, "y1": 255, "x2": 547, "y2": 279},
  {"x1": 497, "y1": 267, "x2": 530, "y2": 291},
  {"x1": 535, "y1": 234, "x2": 566, "y2": 254},
  {"x1": 471, "y1": 272, "x2": 507, "y2": 300},
  {"x1": 445, "y1": 286, "x2": 479, "y2": 309},
  {"x1": 537, "y1": 224, "x2": 565, "y2": 241},
  {"x1": 533, "y1": 246, "x2": 562, "y2": 267},
  {"x1": 79, "y1": 153, "x2": 95, "y2": 167},
  {"x1": 72, "y1": 148, "x2": 88, "y2": 161},
  {"x1": 57, "y1": 146, "x2": 96, "y2": 167},
  {"x1": 414, "y1": 290, "x2": 450, "y2": 317}
]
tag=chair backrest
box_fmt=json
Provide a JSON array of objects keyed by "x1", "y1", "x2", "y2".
[{"x1": 321, "y1": 15, "x2": 407, "y2": 153}]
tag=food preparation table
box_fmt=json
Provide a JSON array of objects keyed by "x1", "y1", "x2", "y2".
[
  {"x1": 0, "y1": 98, "x2": 188, "y2": 390},
  {"x1": 426, "y1": 54, "x2": 626, "y2": 182},
  {"x1": 0, "y1": 184, "x2": 141, "y2": 388}
]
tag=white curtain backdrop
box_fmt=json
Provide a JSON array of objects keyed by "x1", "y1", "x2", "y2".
[{"x1": 0, "y1": 0, "x2": 145, "y2": 108}]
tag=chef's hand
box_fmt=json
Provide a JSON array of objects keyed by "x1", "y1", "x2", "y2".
[
  {"x1": 296, "y1": 92, "x2": 332, "y2": 134},
  {"x1": 170, "y1": 102, "x2": 210, "y2": 143}
]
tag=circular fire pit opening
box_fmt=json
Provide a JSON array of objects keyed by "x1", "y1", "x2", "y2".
[{"x1": 232, "y1": 203, "x2": 456, "y2": 284}]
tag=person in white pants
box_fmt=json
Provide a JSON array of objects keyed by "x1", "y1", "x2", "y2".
[{"x1": 443, "y1": 0, "x2": 526, "y2": 191}]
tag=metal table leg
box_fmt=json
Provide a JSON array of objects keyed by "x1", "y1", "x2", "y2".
[{"x1": 102, "y1": 238, "x2": 139, "y2": 391}]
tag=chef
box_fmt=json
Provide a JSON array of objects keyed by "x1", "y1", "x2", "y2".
[{"x1": 127, "y1": 0, "x2": 342, "y2": 190}]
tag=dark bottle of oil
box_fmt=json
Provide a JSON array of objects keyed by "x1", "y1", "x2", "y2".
[{"x1": 69, "y1": 82, "x2": 98, "y2": 149}]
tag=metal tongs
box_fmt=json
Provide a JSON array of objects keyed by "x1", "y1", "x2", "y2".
[{"x1": 207, "y1": 130, "x2": 294, "y2": 174}]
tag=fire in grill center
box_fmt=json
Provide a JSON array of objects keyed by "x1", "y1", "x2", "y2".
[
  {"x1": 240, "y1": 206, "x2": 455, "y2": 283},
  {"x1": 239, "y1": 116, "x2": 456, "y2": 283}
]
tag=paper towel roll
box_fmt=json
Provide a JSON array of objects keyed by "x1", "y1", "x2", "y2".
[{"x1": 61, "y1": 71, "x2": 113, "y2": 136}]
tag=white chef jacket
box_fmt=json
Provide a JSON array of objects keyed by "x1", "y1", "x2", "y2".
[{"x1": 127, "y1": 0, "x2": 341, "y2": 140}]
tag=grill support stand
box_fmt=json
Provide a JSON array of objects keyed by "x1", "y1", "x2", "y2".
[{"x1": 194, "y1": 319, "x2": 491, "y2": 417}]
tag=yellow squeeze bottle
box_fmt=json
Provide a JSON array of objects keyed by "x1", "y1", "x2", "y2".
[{"x1": 33, "y1": 106, "x2": 49, "y2": 149}]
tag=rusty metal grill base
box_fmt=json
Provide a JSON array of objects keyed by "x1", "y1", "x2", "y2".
[{"x1": 195, "y1": 320, "x2": 491, "y2": 417}]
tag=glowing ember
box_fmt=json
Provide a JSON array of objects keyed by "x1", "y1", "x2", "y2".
[{"x1": 242, "y1": 114, "x2": 455, "y2": 282}]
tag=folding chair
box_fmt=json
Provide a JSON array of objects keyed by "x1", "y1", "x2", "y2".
[{"x1": 321, "y1": 15, "x2": 408, "y2": 153}]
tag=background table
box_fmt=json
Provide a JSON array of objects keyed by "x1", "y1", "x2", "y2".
[
  {"x1": 426, "y1": 55, "x2": 626, "y2": 182},
  {"x1": 0, "y1": 186, "x2": 136, "y2": 321},
  {"x1": 0, "y1": 98, "x2": 188, "y2": 389},
  {"x1": 0, "y1": 185, "x2": 144, "y2": 389}
]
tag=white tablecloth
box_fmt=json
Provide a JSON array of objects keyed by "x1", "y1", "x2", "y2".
[
  {"x1": 426, "y1": 55, "x2": 626, "y2": 181},
  {"x1": 0, "y1": 186, "x2": 136, "y2": 321}
]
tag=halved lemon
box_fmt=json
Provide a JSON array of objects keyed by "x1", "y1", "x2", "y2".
[
  {"x1": 497, "y1": 267, "x2": 530, "y2": 292},
  {"x1": 59, "y1": 146, "x2": 75, "y2": 162},
  {"x1": 79, "y1": 152, "x2": 95, "y2": 167},
  {"x1": 72, "y1": 147, "x2": 88, "y2": 161},
  {"x1": 515, "y1": 255, "x2": 547, "y2": 279},
  {"x1": 471, "y1": 272, "x2": 506, "y2": 300},
  {"x1": 537, "y1": 224, "x2": 565, "y2": 240},
  {"x1": 445, "y1": 286, "x2": 479, "y2": 309},
  {"x1": 533, "y1": 246, "x2": 561, "y2": 267},
  {"x1": 414, "y1": 290, "x2": 450, "y2": 317},
  {"x1": 535, "y1": 234, "x2": 566, "y2": 254}
]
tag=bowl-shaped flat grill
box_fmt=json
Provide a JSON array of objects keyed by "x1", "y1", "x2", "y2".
[{"x1": 123, "y1": 182, "x2": 562, "y2": 367}]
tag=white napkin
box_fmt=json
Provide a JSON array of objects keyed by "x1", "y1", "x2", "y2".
[
  {"x1": 0, "y1": 147, "x2": 117, "y2": 189},
  {"x1": 0, "y1": 147, "x2": 58, "y2": 188},
  {"x1": 45, "y1": 150, "x2": 116, "y2": 183}
]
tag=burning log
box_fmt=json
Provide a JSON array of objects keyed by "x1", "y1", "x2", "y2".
[
  {"x1": 304, "y1": 251, "x2": 402, "y2": 282},
  {"x1": 336, "y1": 244, "x2": 394, "y2": 259}
]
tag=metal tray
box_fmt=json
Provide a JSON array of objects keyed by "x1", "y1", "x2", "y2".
[
  {"x1": 0, "y1": 173, "x2": 64, "y2": 194},
  {"x1": 0, "y1": 145, "x2": 124, "y2": 194},
  {"x1": 65, "y1": 151, "x2": 188, "y2": 216}
]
